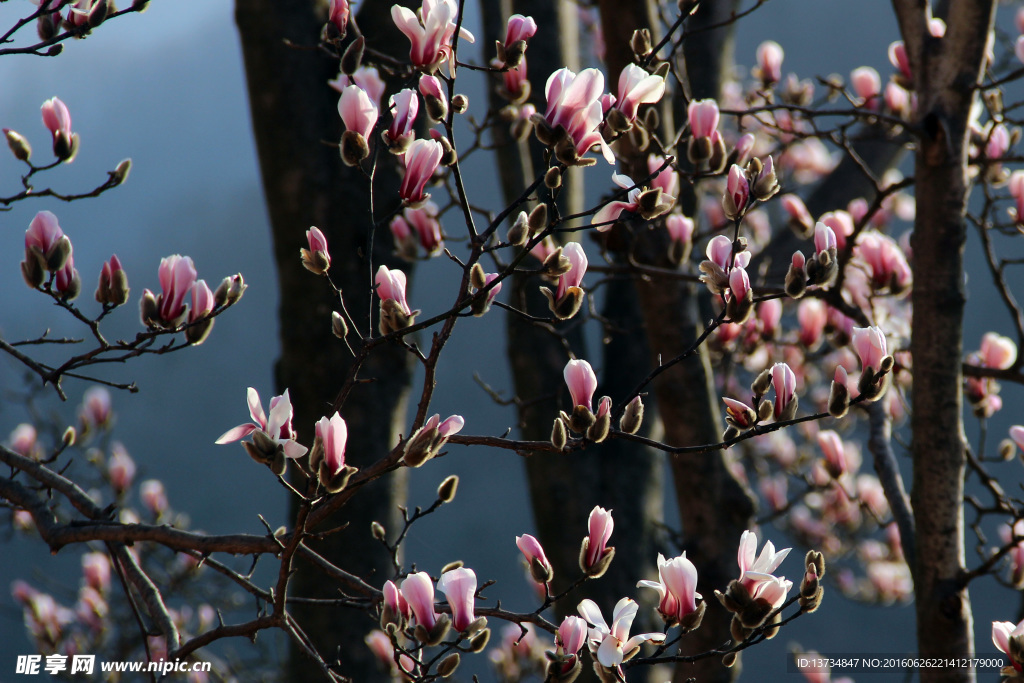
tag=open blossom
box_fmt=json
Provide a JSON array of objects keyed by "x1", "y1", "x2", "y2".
[
  {"x1": 593, "y1": 173, "x2": 641, "y2": 228},
  {"x1": 612, "y1": 63, "x2": 665, "y2": 123},
  {"x1": 384, "y1": 89, "x2": 419, "y2": 152},
  {"x1": 436, "y1": 567, "x2": 477, "y2": 632},
  {"x1": 542, "y1": 67, "x2": 613, "y2": 164},
  {"x1": 854, "y1": 231, "x2": 911, "y2": 292},
  {"x1": 737, "y1": 530, "x2": 792, "y2": 602},
  {"x1": 564, "y1": 359, "x2": 597, "y2": 410},
  {"x1": 993, "y1": 619, "x2": 1024, "y2": 670},
  {"x1": 851, "y1": 326, "x2": 888, "y2": 373},
  {"x1": 648, "y1": 154, "x2": 679, "y2": 198},
  {"x1": 577, "y1": 598, "x2": 664, "y2": 669},
  {"x1": 391, "y1": 0, "x2": 475, "y2": 72},
  {"x1": 399, "y1": 139, "x2": 443, "y2": 207},
  {"x1": 215, "y1": 387, "x2": 308, "y2": 459},
  {"x1": 637, "y1": 553, "x2": 702, "y2": 626}
]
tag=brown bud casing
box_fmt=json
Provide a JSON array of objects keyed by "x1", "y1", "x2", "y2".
[
  {"x1": 340, "y1": 130, "x2": 370, "y2": 167},
  {"x1": 340, "y1": 36, "x2": 365, "y2": 75},
  {"x1": 437, "y1": 474, "x2": 459, "y2": 503},
  {"x1": 620, "y1": 396, "x2": 644, "y2": 434},
  {"x1": 551, "y1": 418, "x2": 567, "y2": 450}
]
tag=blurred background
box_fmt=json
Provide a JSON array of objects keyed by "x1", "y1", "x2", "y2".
[{"x1": 0, "y1": 0, "x2": 1021, "y2": 680}]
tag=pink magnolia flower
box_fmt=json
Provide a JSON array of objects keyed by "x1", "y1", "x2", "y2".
[
  {"x1": 771, "y1": 362, "x2": 797, "y2": 420},
  {"x1": 648, "y1": 154, "x2": 679, "y2": 198},
  {"x1": 385, "y1": 89, "x2": 419, "y2": 150},
  {"x1": 723, "y1": 164, "x2": 750, "y2": 219},
  {"x1": 400, "y1": 139, "x2": 443, "y2": 206},
  {"x1": 8, "y1": 424, "x2": 39, "y2": 460},
  {"x1": 1011, "y1": 171, "x2": 1024, "y2": 225},
  {"x1": 797, "y1": 298, "x2": 827, "y2": 348},
  {"x1": 592, "y1": 173, "x2": 641, "y2": 229},
  {"x1": 82, "y1": 553, "x2": 111, "y2": 593},
  {"x1": 338, "y1": 85, "x2": 378, "y2": 140},
  {"x1": 688, "y1": 99, "x2": 720, "y2": 139},
  {"x1": 500, "y1": 54, "x2": 529, "y2": 101},
  {"x1": 993, "y1": 619, "x2": 1024, "y2": 670},
  {"x1": 329, "y1": 66, "x2": 386, "y2": 104},
  {"x1": 315, "y1": 413, "x2": 348, "y2": 476},
  {"x1": 851, "y1": 326, "x2": 888, "y2": 374},
  {"x1": 517, "y1": 534, "x2": 553, "y2": 582},
  {"x1": 665, "y1": 214, "x2": 694, "y2": 246},
  {"x1": 818, "y1": 210, "x2": 854, "y2": 250},
  {"x1": 737, "y1": 529, "x2": 791, "y2": 594},
  {"x1": 556, "y1": 242, "x2": 588, "y2": 300},
  {"x1": 817, "y1": 430, "x2": 847, "y2": 477},
  {"x1": 421, "y1": 413, "x2": 464, "y2": 451},
  {"x1": 854, "y1": 231, "x2": 911, "y2": 292},
  {"x1": 1000, "y1": 521, "x2": 1024, "y2": 588},
  {"x1": 577, "y1": 598, "x2": 664, "y2": 669},
  {"x1": 850, "y1": 66, "x2": 881, "y2": 107},
  {"x1": 401, "y1": 571, "x2": 438, "y2": 629},
  {"x1": 107, "y1": 442, "x2": 135, "y2": 493},
  {"x1": 813, "y1": 221, "x2": 837, "y2": 255},
  {"x1": 143, "y1": 255, "x2": 197, "y2": 326},
  {"x1": 758, "y1": 298, "x2": 782, "y2": 337},
  {"x1": 327, "y1": 0, "x2": 349, "y2": 35},
  {"x1": 756, "y1": 41, "x2": 784, "y2": 84},
  {"x1": 391, "y1": 0, "x2": 475, "y2": 72},
  {"x1": 613, "y1": 64, "x2": 665, "y2": 123},
  {"x1": 888, "y1": 41, "x2": 911, "y2": 81},
  {"x1": 980, "y1": 332, "x2": 1017, "y2": 370},
  {"x1": 140, "y1": 479, "x2": 168, "y2": 515},
  {"x1": 503, "y1": 14, "x2": 537, "y2": 52},
  {"x1": 706, "y1": 234, "x2": 750, "y2": 271},
  {"x1": 215, "y1": 387, "x2": 309, "y2": 459},
  {"x1": 80, "y1": 386, "x2": 112, "y2": 428},
  {"x1": 375, "y1": 265, "x2": 413, "y2": 316},
  {"x1": 405, "y1": 202, "x2": 443, "y2": 254},
  {"x1": 383, "y1": 579, "x2": 411, "y2": 622},
  {"x1": 543, "y1": 67, "x2": 614, "y2": 164},
  {"x1": 556, "y1": 615, "x2": 588, "y2": 658},
  {"x1": 728, "y1": 266, "x2": 751, "y2": 302},
  {"x1": 436, "y1": 566, "x2": 477, "y2": 632},
  {"x1": 582, "y1": 505, "x2": 613, "y2": 570},
  {"x1": 564, "y1": 359, "x2": 597, "y2": 411},
  {"x1": 41, "y1": 97, "x2": 75, "y2": 160},
  {"x1": 723, "y1": 397, "x2": 756, "y2": 430},
  {"x1": 734, "y1": 132, "x2": 757, "y2": 166},
  {"x1": 25, "y1": 210, "x2": 70, "y2": 269},
  {"x1": 188, "y1": 280, "x2": 214, "y2": 322},
  {"x1": 636, "y1": 553, "x2": 701, "y2": 625}
]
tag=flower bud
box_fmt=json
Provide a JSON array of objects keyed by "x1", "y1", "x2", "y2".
[
  {"x1": 437, "y1": 474, "x2": 459, "y2": 503},
  {"x1": 551, "y1": 418, "x2": 567, "y2": 450},
  {"x1": 437, "y1": 652, "x2": 460, "y2": 678},
  {"x1": 751, "y1": 368, "x2": 772, "y2": 397},
  {"x1": 340, "y1": 35, "x2": 365, "y2": 75},
  {"x1": 631, "y1": 28, "x2": 653, "y2": 57},
  {"x1": 214, "y1": 274, "x2": 246, "y2": 307},
  {"x1": 340, "y1": 130, "x2": 370, "y2": 167},
  {"x1": 371, "y1": 521, "x2": 387, "y2": 540},
  {"x1": 451, "y1": 94, "x2": 468, "y2": 114},
  {"x1": 470, "y1": 263, "x2": 487, "y2": 290},
  {"x1": 436, "y1": 135, "x2": 457, "y2": 166},
  {"x1": 62, "y1": 426, "x2": 77, "y2": 447},
  {"x1": 469, "y1": 628, "x2": 490, "y2": 652},
  {"x1": 999, "y1": 438, "x2": 1016, "y2": 462},
  {"x1": 722, "y1": 425, "x2": 739, "y2": 442},
  {"x1": 619, "y1": 396, "x2": 644, "y2": 434},
  {"x1": 723, "y1": 651, "x2": 738, "y2": 668},
  {"x1": 21, "y1": 250, "x2": 45, "y2": 289},
  {"x1": 507, "y1": 211, "x2": 529, "y2": 246},
  {"x1": 331, "y1": 311, "x2": 348, "y2": 339},
  {"x1": 757, "y1": 400, "x2": 774, "y2": 423},
  {"x1": 4, "y1": 129, "x2": 31, "y2": 161},
  {"x1": 587, "y1": 413, "x2": 610, "y2": 443},
  {"x1": 784, "y1": 253, "x2": 807, "y2": 299},
  {"x1": 46, "y1": 235, "x2": 73, "y2": 272},
  {"x1": 528, "y1": 204, "x2": 548, "y2": 235},
  {"x1": 544, "y1": 166, "x2": 562, "y2": 189}
]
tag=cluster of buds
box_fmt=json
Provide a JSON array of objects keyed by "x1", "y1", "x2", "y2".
[
  {"x1": 723, "y1": 156, "x2": 779, "y2": 221},
  {"x1": 721, "y1": 362, "x2": 795, "y2": 440},
  {"x1": 799, "y1": 551, "x2": 826, "y2": 613},
  {"x1": 540, "y1": 242, "x2": 587, "y2": 320},
  {"x1": 852, "y1": 326, "x2": 894, "y2": 401},
  {"x1": 715, "y1": 531, "x2": 793, "y2": 645},
  {"x1": 140, "y1": 255, "x2": 220, "y2": 343},
  {"x1": 402, "y1": 413, "x2": 464, "y2": 467},
  {"x1": 699, "y1": 234, "x2": 750, "y2": 297},
  {"x1": 94, "y1": 255, "x2": 129, "y2": 307}
]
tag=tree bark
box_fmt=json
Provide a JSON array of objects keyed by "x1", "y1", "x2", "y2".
[
  {"x1": 896, "y1": 0, "x2": 995, "y2": 679},
  {"x1": 236, "y1": 3, "x2": 414, "y2": 680}
]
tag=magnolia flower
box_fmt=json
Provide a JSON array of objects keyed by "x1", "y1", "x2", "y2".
[
  {"x1": 391, "y1": 0, "x2": 475, "y2": 72},
  {"x1": 771, "y1": 362, "x2": 797, "y2": 421},
  {"x1": 541, "y1": 67, "x2": 614, "y2": 164},
  {"x1": 817, "y1": 430, "x2": 847, "y2": 478},
  {"x1": 637, "y1": 552, "x2": 702, "y2": 626},
  {"x1": 854, "y1": 231, "x2": 911, "y2": 292},
  {"x1": 517, "y1": 534, "x2": 553, "y2": 583},
  {"x1": 564, "y1": 359, "x2": 597, "y2": 411},
  {"x1": 338, "y1": 85, "x2": 378, "y2": 140},
  {"x1": 592, "y1": 173, "x2": 641, "y2": 228},
  {"x1": 979, "y1": 332, "x2": 1017, "y2": 370},
  {"x1": 375, "y1": 265, "x2": 413, "y2": 317},
  {"x1": 706, "y1": 234, "x2": 750, "y2": 272},
  {"x1": 436, "y1": 566, "x2": 478, "y2": 632},
  {"x1": 95, "y1": 254, "x2": 129, "y2": 307},
  {"x1": 401, "y1": 572, "x2": 438, "y2": 629},
  {"x1": 41, "y1": 97, "x2": 77, "y2": 161},
  {"x1": 141, "y1": 255, "x2": 197, "y2": 327},
  {"x1": 215, "y1": 387, "x2": 309, "y2": 459},
  {"x1": 315, "y1": 413, "x2": 348, "y2": 477},
  {"x1": 577, "y1": 598, "x2": 665, "y2": 669},
  {"x1": 737, "y1": 529, "x2": 791, "y2": 593},
  {"x1": 329, "y1": 66, "x2": 386, "y2": 104},
  {"x1": 80, "y1": 386, "x2": 112, "y2": 429},
  {"x1": 495, "y1": 13, "x2": 536, "y2": 68},
  {"x1": 993, "y1": 619, "x2": 1024, "y2": 669},
  {"x1": 384, "y1": 89, "x2": 419, "y2": 152},
  {"x1": 327, "y1": 0, "x2": 349, "y2": 35},
  {"x1": 850, "y1": 66, "x2": 881, "y2": 107},
  {"x1": 612, "y1": 63, "x2": 665, "y2": 123},
  {"x1": 581, "y1": 506, "x2": 614, "y2": 573},
  {"x1": 723, "y1": 164, "x2": 750, "y2": 220},
  {"x1": 755, "y1": 41, "x2": 784, "y2": 84},
  {"x1": 400, "y1": 139, "x2": 444, "y2": 207},
  {"x1": 851, "y1": 326, "x2": 888, "y2": 373},
  {"x1": 107, "y1": 442, "x2": 135, "y2": 493}
]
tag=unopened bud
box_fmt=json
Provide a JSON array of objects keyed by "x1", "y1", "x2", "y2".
[
  {"x1": 371, "y1": 521, "x2": 387, "y2": 540},
  {"x1": 643, "y1": 106, "x2": 660, "y2": 132},
  {"x1": 631, "y1": 28, "x2": 653, "y2": 57},
  {"x1": 62, "y1": 426, "x2": 76, "y2": 447},
  {"x1": 587, "y1": 414, "x2": 610, "y2": 443},
  {"x1": 214, "y1": 274, "x2": 246, "y2": 307},
  {"x1": 606, "y1": 108, "x2": 632, "y2": 133},
  {"x1": 752, "y1": 368, "x2": 772, "y2": 397},
  {"x1": 441, "y1": 560, "x2": 464, "y2": 574},
  {"x1": 620, "y1": 396, "x2": 644, "y2": 434},
  {"x1": 111, "y1": 158, "x2": 132, "y2": 186},
  {"x1": 21, "y1": 251, "x2": 44, "y2": 289},
  {"x1": 46, "y1": 236, "x2": 73, "y2": 272},
  {"x1": 87, "y1": 0, "x2": 109, "y2": 27},
  {"x1": 528, "y1": 203, "x2": 548, "y2": 235},
  {"x1": 4, "y1": 129, "x2": 31, "y2": 161},
  {"x1": 437, "y1": 652, "x2": 460, "y2": 678},
  {"x1": 331, "y1": 311, "x2": 348, "y2": 339},
  {"x1": 784, "y1": 259, "x2": 807, "y2": 299},
  {"x1": 503, "y1": 40, "x2": 527, "y2": 69},
  {"x1": 723, "y1": 652, "x2": 738, "y2": 668},
  {"x1": 437, "y1": 135, "x2": 457, "y2": 166},
  {"x1": 469, "y1": 628, "x2": 491, "y2": 652},
  {"x1": 879, "y1": 355, "x2": 895, "y2": 374},
  {"x1": 1000, "y1": 438, "x2": 1017, "y2": 461},
  {"x1": 423, "y1": 93, "x2": 448, "y2": 122},
  {"x1": 757, "y1": 400, "x2": 774, "y2": 423},
  {"x1": 470, "y1": 263, "x2": 487, "y2": 289},
  {"x1": 340, "y1": 35, "x2": 365, "y2": 75},
  {"x1": 551, "y1": 418, "x2": 567, "y2": 450},
  {"x1": 507, "y1": 211, "x2": 529, "y2": 246},
  {"x1": 437, "y1": 474, "x2": 459, "y2": 503},
  {"x1": 722, "y1": 425, "x2": 739, "y2": 442},
  {"x1": 544, "y1": 166, "x2": 562, "y2": 189},
  {"x1": 451, "y1": 94, "x2": 468, "y2": 114},
  {"x1": 340, "y1": 130, "x2": 370, "y2": 167}
]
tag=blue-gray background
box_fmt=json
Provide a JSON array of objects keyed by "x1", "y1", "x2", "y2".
[{"x1": 0, "y1": 0, "x2": 1020, "y2": 680}]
